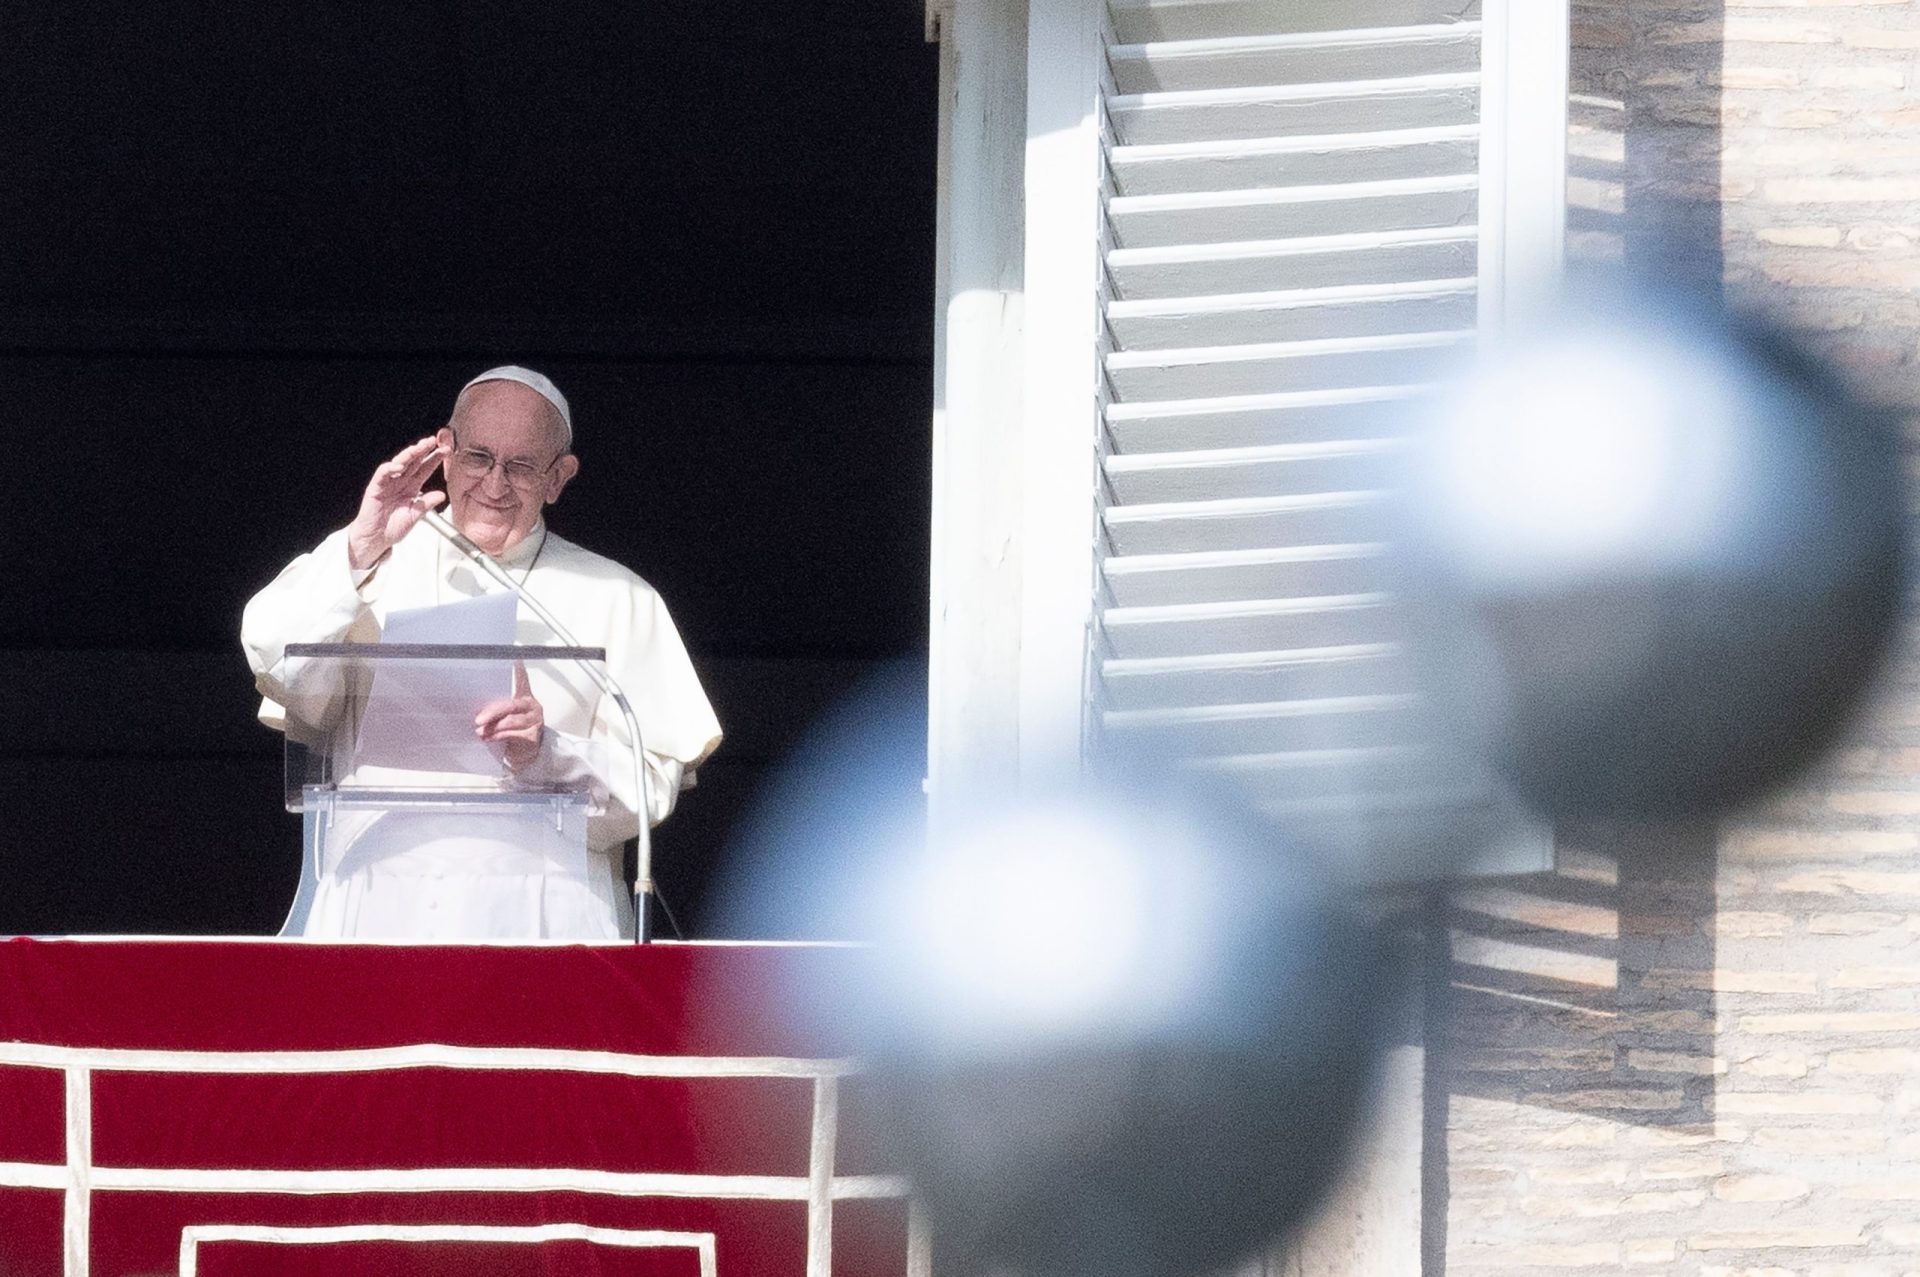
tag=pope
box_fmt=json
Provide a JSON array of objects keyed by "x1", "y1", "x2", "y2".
[{"x1": 242, "y1": 366, "x2": 722, "y2": 940}]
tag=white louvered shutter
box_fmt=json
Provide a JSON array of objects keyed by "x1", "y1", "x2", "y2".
[{"x1": 1084, "y1": 0, "x2": 1563, "y2": 878}]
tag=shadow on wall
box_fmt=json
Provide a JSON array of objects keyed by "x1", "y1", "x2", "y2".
[
  {"x1": 1442, "y1": 823, "x2": 1720, "y2": 1124},
  {"x1": 1566, "y1": 0, "x2": 1726, "y2": 296},
  {"x1": 1420, "y1": 0, "x2": 1728, "y2": 1266},
  {"x1": 1420, "y1": 825, "x2": 1720, "y2": 1271}
]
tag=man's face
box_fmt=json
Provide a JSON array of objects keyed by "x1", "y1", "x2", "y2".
[{"x1": 435, "y1": 381, "x2": 579, "y2": 556}]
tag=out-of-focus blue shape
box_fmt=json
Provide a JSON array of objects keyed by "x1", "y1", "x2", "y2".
[
  {"x1": 860, "y1": 774, "x2": 1392, "y2": 1277},
  {"x1": 1394, "y1": 284, "x2": 1907, "y2": 818},
  {"x1": 716, "y1": 703, "x2": 1394, "y2": 1277}
]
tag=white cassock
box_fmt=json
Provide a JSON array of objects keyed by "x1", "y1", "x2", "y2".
[{"x1": 241, "y1": 519, "x2": 722, "y2": 941}]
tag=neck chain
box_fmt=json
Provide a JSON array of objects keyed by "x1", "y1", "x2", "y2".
[
  {"x1": 434, "y1": 525, "x2": 550, "y2": 603},
  {"x1": 515, "y1": 526, "x2": 550, "y2": 585}
]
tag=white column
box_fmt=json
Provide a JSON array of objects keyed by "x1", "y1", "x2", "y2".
[
  {"x1": 1018, "y1": 0, "x2": 1106, "y2": 776},
  {"x1": 928, "y1": 0, "x2": 1031, "y2": 823},
  {"x1": 1477, "y1": 0, "x2": 1570, "y2": 333}
]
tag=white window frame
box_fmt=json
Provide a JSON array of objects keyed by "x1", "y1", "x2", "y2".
[{"x1": 928, "y1": 0, "x2": 1571, "y2": 806}]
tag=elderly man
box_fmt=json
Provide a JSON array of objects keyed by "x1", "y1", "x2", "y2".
[{"x1": 242, "y1": 366, "x2": 721, "y2": 940}]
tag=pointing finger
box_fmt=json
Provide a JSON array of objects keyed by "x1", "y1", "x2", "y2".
[
  {"x1": 474, "y1": 696, "x2": 539, "y2": 730},
  {"x1": 476, "y1": 711, "x2": 541, "y2": 739}
]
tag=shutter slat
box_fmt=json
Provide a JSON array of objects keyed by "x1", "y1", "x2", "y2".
[
  {"x1": 1109, "y1": 228, "x2": 1478, "y2": 298},
  {"x1": 1104, "y1": 694, "x2": 1424, "y2": 754},
  {"x1": 1104, "y1": 492, "x2": 1388, "y2": 555},
  {"x1": 1109, "y1": 0, "x2": 1484, "y2": 45},
  {"x1": 1107, "y1": 345, "x2": 1453, "y2": 400},
  {"x1": 1103, "y1": 644, "x2": 1405, "y2": 707},
  {"x1": 1078, "y1": 0, "x2": 1548, "y2": 880},
  {"x1": 1111, "y1": 24, "x2": 1482, "y2": 93},
  {"x1": 1103, "y1": 592, "x2": 1394, "y2": 656},
  {"x1": 1180, "y1": 745, "x2": 1457, "y2": 811},
  {"x1": 1106, "y1": 278, "x2": 1475, "y2": 347},
  {"x1": 1111, "y1": 125, "x2": 1478, "y2": 195},
  {"x1": 1109, "y1": 76, "x2": 1480, "y2": 146},
  {"x1": 1104, "y1": 543, "x2": 1390, "y2": 606},
  {"x1": 1106, "y1": 387, "x2": 1427, "y2": 453},
  {"x1": 1109, "y1": 177, "x2": 1476, "y2": 247},
  {"x1": 1105, "y1": 439, "x2": 1398, "y2": 504}
]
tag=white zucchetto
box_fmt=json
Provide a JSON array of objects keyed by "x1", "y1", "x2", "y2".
[{"x1": 460, "y1": 365, "x2": 573, "y2": 447}]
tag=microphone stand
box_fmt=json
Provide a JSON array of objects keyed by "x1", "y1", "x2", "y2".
[{"x1": 421, "y1": 510, "x2": 655, "y2": 943}]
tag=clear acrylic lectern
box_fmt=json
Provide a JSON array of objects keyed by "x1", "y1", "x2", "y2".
[{"x1": 278, "y1": 642, "x2": 613, "y2": 938}]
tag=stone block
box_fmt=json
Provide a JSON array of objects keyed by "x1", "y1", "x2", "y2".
[
  {"x1": 1689, "y1": 1225, "x2": 1868, "y2": 1250},
  {"x1": 1809, "y1": 912, "x2": 1904, "y2": 935},
  {"x1": 1730, "y1": 1051, "x2": 1814, "y2": 1079},
  {"x1": 1759, "y1": 107, "x2": 1851, "y2": 128},
  {"x1": 1843, "y1": 1181, "x2": 1920, "y2": 1201},
  {"x1": 1881, "y1": 1222, "x2": 1920, "y2": 1246},
  {"x1": 1625, "y1": 1123, "x2": 1731, "y2": 1148},
  {"x1": 1641, "y1": 969, "x2": 1817, "y2": 994},
  {"x1": 1629, "y1": 1010, "x2": 1717, "y2": 1034},
  {"x1": 1532, "y1": 1161, "x2": 1630, "y2": 1187},
  {"x1": 1627, "y1": 1238, "x2": 1677, "y2": 1265},
  {"x1": 1521, "y1": 1188, "x2": 1708, "y2": 1218},
  {"x1": 1765, "y1": 179, "x2": 1920, "y2": 204},
  {"x1": 1724, "y1": 17, "x2": 1841, "y2": 42},
  {"x1": 1711, "y1": 911, "x2": 1796, "y2": 937},
  {"x1": 1712, "y1": 66, "x2": 1803, "y2": 89},
  {"x1": 1849, "y1": 226, "x2": 1920, "y2": 252},
  {"x1": 1462, "y1": 1048, "x2": 1617, "y2": 1073},
  {"x1": 1452, "y1": 888, "x2": 1618, "y2": 938},
  {"x1": 1712, "y1": 1173, "x2": 1812, "y2": 1202},
  {"x1": 1714, "y1": 1091, "x2": 1882, "y2": 1115},
  {"x1": 1628, "y1": 1049, "x2": 1727, "y2": 1075},
  {"x1": 1751, "y1": 1127, "x2": 1885, "y2": 1153},
  {"x1": 1831, "y1": 792, "x2": 1920, "y2": 816},
  {"x1": 1574, "y1": 18, "x2": 1633, "y2": 48},
  {"x1": 1812, "y1": 67, "x2": 1907, "y2": 90},
  {"x1": 1773, "y1": 871, "x2": 1920, "y2": 898},
  {"x1": 1756, "y1": 226, "x2": 1845, "y2": 248},
  {"x1": 1843, "y1": 26, "x2": 1920, "y2": 49},
  {"x1": 1834, "y1": 966, "x2": 1920, "y2": 988},
  {"x1": 1449, "y1": 1195, "x2": 1512, "y2": 1223},
  {"x1": 1724, "y1": 829, "x2": 1919, "y2": 860},
  {"x1": 1456, "y1": 1242, "x2": 1620, "y2": 1268},
  {"x1": 1641, "y1": 1153, "x2": 1726, "y2": 1180},
  {"x1": 1526, "y1": 1088, "x2": 1686, "y2": 1112},
  {"x1": 1830, "y1": 1048, "x2": 1920, "y2": 1073},
  {"x1": 1741, "y1": 1011, "x2": 1920, "y2": 1034},
  {"x1": 1453, "y1": 1123, "x2": 1618, "y2": 1153}
]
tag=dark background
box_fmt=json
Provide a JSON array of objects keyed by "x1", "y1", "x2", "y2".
[{"x1": 0, "y1": 4, "x2": 938, "y2": 936}]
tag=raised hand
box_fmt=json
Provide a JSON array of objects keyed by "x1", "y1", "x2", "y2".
[
  {"x1": 475, "y1": 660, "x2": 545, "y2": 771},
  {"x1": 347, "y1": 436, "x2": 451, "y2": 571}
]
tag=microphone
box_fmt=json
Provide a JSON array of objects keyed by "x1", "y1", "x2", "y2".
[
  {"x1": 418, "y1": 508, "x2": 658, "y2": 943},
  {"x1": 420, "y1": 506, "x2": 490, "y2": 563}
]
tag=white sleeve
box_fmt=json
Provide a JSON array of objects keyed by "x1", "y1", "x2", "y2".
[
  {"x1": 511, "y1": 569, "x2": 718, "y2": 850},
  {"x1": 519, "y1": 727, "x2": 686, "y2": 837},
  {"x1": 240, "y1": 527, "x2": 380, "y2": 733}
]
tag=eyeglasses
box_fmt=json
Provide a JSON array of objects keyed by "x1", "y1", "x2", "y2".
[{"x1": 448, "y1": 429, "x2": 564, "y2": 492}]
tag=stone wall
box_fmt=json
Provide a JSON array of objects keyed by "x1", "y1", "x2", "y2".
[{"x1": 1441, "y1": 2, "x2": 1920, "y2": 1273}]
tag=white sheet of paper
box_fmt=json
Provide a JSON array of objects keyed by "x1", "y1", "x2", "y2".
[{"x1": 352, "y1": 591, "x2": 519, "y2": 780}]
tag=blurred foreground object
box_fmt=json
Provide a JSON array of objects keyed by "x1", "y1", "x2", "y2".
[
  {"x1": 720, "y1": 709, "x2": 1393, "y2": 1277},
  {"x1": 1396, "y1": 289, "x2": 1907, "y2": 819},
  {"x1": 863, "y1": 782, "x2": 1389, "y2": 1277}
]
